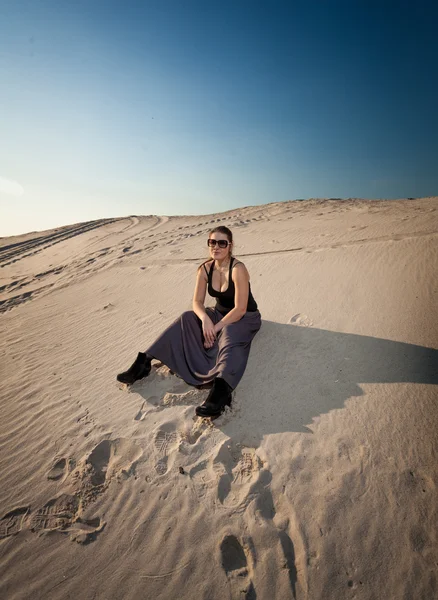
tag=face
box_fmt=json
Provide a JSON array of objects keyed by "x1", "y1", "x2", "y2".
[{"x1": 208, "y1": 233, "x2": 232, "y2": 260}]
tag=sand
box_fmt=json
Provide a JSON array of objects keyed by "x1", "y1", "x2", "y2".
[{"x1": 0, "y1": 197, "x2": 437, "y2": 600}]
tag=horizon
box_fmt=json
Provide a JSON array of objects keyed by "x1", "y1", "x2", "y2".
[{"x1": 1, "y1": 1, "x2": 437, "y2": 236}]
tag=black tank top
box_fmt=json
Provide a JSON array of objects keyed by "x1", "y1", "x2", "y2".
[{"x1": 203, "y1": 257, "x2": 258, "y2": 315}]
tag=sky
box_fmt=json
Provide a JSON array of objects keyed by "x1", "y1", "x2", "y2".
[{"x1": 1, "y1": 0, "x2": 437, "y2": 236}]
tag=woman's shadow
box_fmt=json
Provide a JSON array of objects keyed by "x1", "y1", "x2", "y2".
[
  {"x1": 135, "y1": 320, "x2": 437, "y2": 441},
  {"x1": 228, "y1": 320, "x2": 437, "y2": 439}
]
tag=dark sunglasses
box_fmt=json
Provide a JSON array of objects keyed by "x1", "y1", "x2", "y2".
[{"x1": 207, "y1": 239, "x2": 230, "y2": 248}]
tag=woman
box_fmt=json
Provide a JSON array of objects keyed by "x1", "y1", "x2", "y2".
[{"x1": 117, "y1": 226, "x2": 261, "y2": 418}]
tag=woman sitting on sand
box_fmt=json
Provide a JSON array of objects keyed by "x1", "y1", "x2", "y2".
[{"x1": 117, "y1": 226, "x2": 261, "y2": 418}]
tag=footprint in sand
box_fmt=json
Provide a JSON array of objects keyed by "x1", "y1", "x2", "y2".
[
  {"x1": 161, "y1": 388, "x2": 206, "y2": 407},
  {"x1": 214, "y1": 444, "x2": 264, "y2": 510},
  {"x1": 181, "y1": 419, "x2": 213, "y2": 445},
  {"x1": 188, "y1": 460, "x2": 211, "y2": 502},
  {"x1": 287, "y1": 313, "x2": 313, "y2": 327},
  {"x1": 0, "y1": 507, "x2": 30, "y2": 539},
  {"x1": 188, "y1": 443, "x2": 265, "y2": 511},
  {"x1": 47, "y1": 457, "x2": 73, "y2": 481},
  {"x1": 83, "y1": 438, "x2": 143, "y2": 486},
  {"x1": 220, "y1": 535, "x2": 256, "y2": 599},
  {"x1": 4, "y1": 438, "x2": 142, "y2": 544},
  {"x1": 29, "y1": 493, "x2": 105, "y2": 543},
  {"x1": 154, "y1": 427, "x2": 179, "y2": 476},
  {"x1": 65, "y1": 517, "x2": 105, "y2": 544},
  {"x1": 30, "y1": 493, "x2": 80, "y2": 532},
  {"x1": 86, "y1": 441, "x2": 113, "y2": 486}
]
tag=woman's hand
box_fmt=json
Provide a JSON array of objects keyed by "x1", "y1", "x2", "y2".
[{"x1": 202, "y1": 315, "x2": 216, "y2": 348}]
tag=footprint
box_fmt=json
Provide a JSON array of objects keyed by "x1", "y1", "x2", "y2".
[
  {"x1": 30, "y1": 494, "x2": 80, "y2": 533},
  {"x1": 215, "y1": 445, "x2": 263, "y2": 510},
  {"x1": 154, "y1": 428, "x2": 178, "y2": 476},
  {"x1": 0, "y1": 507, "x2": 30, "y2": 539},
  {"x1": 47, "y1": 457, "x2": 70, "y2": 481},
  {"x1": 81, "y1": 438, "x2": 143, "y2": 487},
  {"x1": 29, "y1": 494, "x2": 105, "y2": 543},
  {"x1": 181, "y1": 419, "x2": 211, "y2": 445},
  {"x1": 188, "y1": 442, "x2": 264, "y2": 511},
  {"x1": 234, "y1": 450, "x2": 260, "y2": 479},
  {"x1": 66, "y1": 517, "x2": 106, "y2": 544},
  {"x1": 162, "y1": 389, "x2": 206, "y2": 407},
  {"x1": 188, "y1": 460, "x2": 213, "y2": 502},
  {"x1": 287, "y1": 313, "x2": 313, "y2": 327},
  {"x1": 86, "y1": 441, "x2": 112, "y2": 485},
  {"x1": 220, "y1": 535, "x2": 256, "y2": 599}
]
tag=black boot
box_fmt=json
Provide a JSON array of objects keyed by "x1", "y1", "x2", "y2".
[
  {"x1": 195, "y1": 377, "x2": 233, "y2": 418},
  {"x1": 117, "y1": 352, "x2": 152, "y2": 385}
]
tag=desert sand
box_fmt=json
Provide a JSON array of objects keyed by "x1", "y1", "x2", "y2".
[{"x1": 0, "y1": 197, "x2": 437, "y2": 600}]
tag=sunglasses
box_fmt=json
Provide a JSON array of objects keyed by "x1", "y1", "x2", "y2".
[{"x1": 207, "y1": 239, "x2": 230, "y2": 249}]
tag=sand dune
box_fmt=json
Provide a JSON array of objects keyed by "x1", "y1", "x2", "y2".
[{"x1": 1, "y1": 197, "x2": 437, "y2": 599}]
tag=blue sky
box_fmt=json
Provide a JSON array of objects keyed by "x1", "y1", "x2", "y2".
[{"x1": 1, "y1": 0, "x2": 437, "y2": 236}]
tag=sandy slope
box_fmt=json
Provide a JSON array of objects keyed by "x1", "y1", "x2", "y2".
[{"x1": 0, "y1": 197, "x2": 437, "y2": 600}]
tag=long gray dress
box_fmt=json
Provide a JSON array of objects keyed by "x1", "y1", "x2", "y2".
[
  {"x1": 146, "y1": 308, "x2": 261, "y2": 390},
  {"x1": 146, "y1": 259, "x2": 261, "y2": 390}
]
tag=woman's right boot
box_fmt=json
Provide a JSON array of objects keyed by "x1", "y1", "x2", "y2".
[
  {"x1": 117, "y1": 352, "x2": 152, "y2": 385},
  {"x1": 195, "y1": 377, "x2": 233, "y2": 418}
]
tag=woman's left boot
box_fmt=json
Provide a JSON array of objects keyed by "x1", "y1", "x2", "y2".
[
  {"x1": 117, "y1": 352, "x2": 152, "y2": 385},
  {"x1": 195, "y1": 377, "x2": 233, "y2": 418}
]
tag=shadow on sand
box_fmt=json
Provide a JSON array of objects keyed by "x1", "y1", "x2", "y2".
[
  {"x1": 225, "y1": 320, "x2": 437, "y2": 434},
  {"x1": 135, "y1": 319, "x2": 437, "y2": 437}
]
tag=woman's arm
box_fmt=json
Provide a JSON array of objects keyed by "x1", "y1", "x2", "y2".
[
  {"x1": 192, "y1": 265, "x2": 209, "y2": 320},
  {"x1": 214, "y1": 263, "x2": 249, "y2": 333},
  {"x1": 193, "y1": 263, "x2": 217, "y2": 348}
]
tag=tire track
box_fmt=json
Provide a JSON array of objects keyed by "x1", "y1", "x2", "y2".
[
  {"x1": 0, "y1": 219, "x2": 120, "y2": 267},
  {"x1": 0, "y1": 217, "x2": 157, "y2": 313}
]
